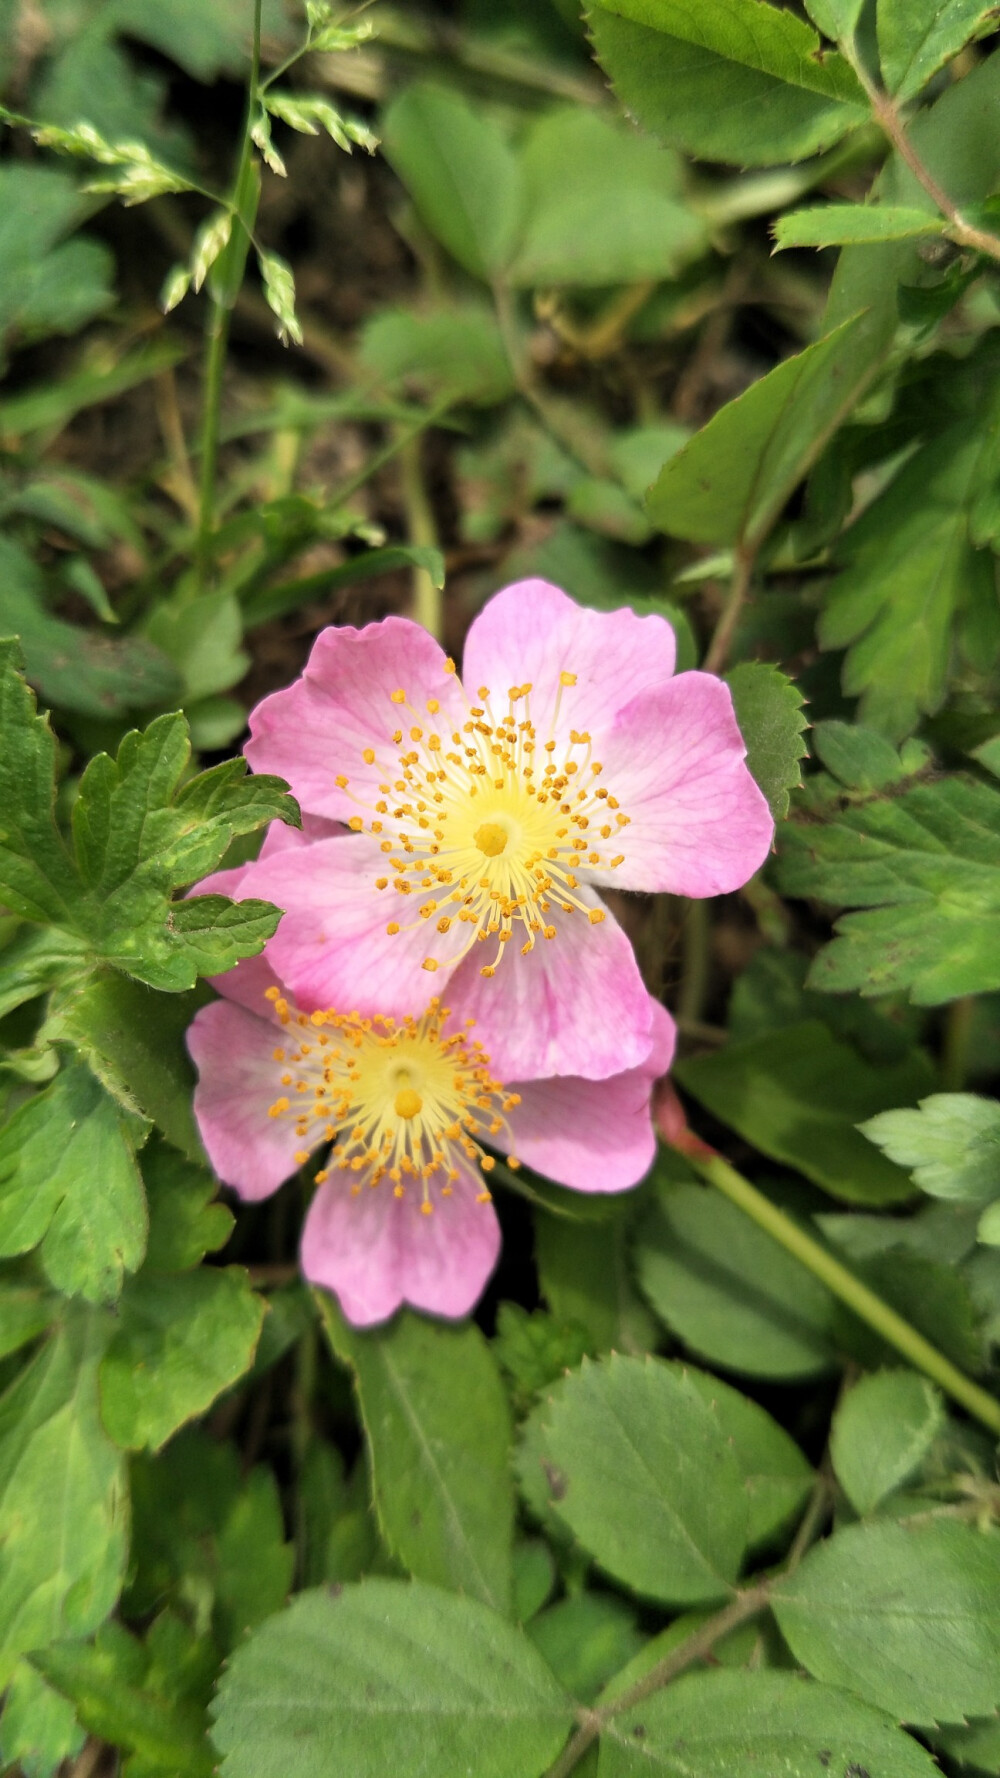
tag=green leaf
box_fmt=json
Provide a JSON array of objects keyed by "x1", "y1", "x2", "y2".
[
  {"x1": 99, "y1": 1267, "x2": 264, "y2": 1450},
  {"x1": 862, "y1": 1095, "x2": 1000, "y2": 1207},
  {"x1": 0, "y1": 927, "x2": 85, "y2": 1021},
  {"x1": 772, "y1": 1520, "x2": 1000, "y2": 1725},
  {"x1": 677, "y1": 1020, "x2": 933, "y2": 1205},
  {"x1": 636, "y1": 1177, "x2": 835, "y2": 1379},
  {"x1": 509, "y1": 108, "x2": 707, "y2": 287},
  {"x1": 245, "y1": 542, "x2": 451, "y2": 629},
  {"x1": 210, "y1": 1580, "x2": 575, "y2": 1778},
  {"x1": 586, "y1": 0, "x2": 868, "y2": 167},
  {"x1": 0, "y1": 1308, "x2": 127, "y2": 1686},
  {"x1": 527, "y1": 1593, "x2": 644, "y2": 1704},
  {"x1": 646, "y1": 312, "x2": 875, "y2": 550},
  {"x1": 0, "y1": 164, "x2": 113, "y2": 362},
  {"x1": 0, "y1": 1062, "x2": 147, "y2": 1302},
  {"x1": 810, "y1": 719, "x2": 926, "y2": 792},
  {"x1": 0, "y1": 1659, "x2": 84, "y2": 1778},
  {"x1": 934, "y1": 1715, "x2": 1000, "y2": 1773},
  {"x1": 878, "y1": 0, "x2": 1000, "y2": 103},
  {"x1": 0, "y1": 645, "x2": 296, "y2": 987},
  {"x1": 382, "y1": 83, "x2": 522, "y2": 280},
  {"x1": 0, "y1": 1283, "x2": 59, "y2": 1361},
  {"x1": 598, "y1": 1667, "x2": 942, "y2": 1777},
  {"x1": 804, "y1": 0, "x2": 866, "y2": 39},
  {"x1": 319, "y1": 1297, "x2": 515, "y2": 1615},
  {"x1": 776, "y1": 771, "x2": 1000, "y2": 1002},
  {"x1": 527, "y1": 1354, "x2": 749, "y2": 1606},
  {"x1": 681, "y1": 1367, "x2": 814, "y2": 1549},
  {"x1": 535, "y1": 1205, "x2": 658, "y2": 1353},
  {"x1": 357, "y1": 304, "x2": 514, "y2": 407},
  {"x1": 819, "y1": 364, "x2": 1000, "y2": 740},
  {"x1": 141, "y1": 1143, "x2": 233, "y2": 1272},
  {"x1": 774, "y1": 202, "x2": 948, "y2": 249},
  {"x1": 33, "y1": 1620, "x2": 215, "y2": 1778},
  {"x1": 725, "y1": 662, "x2": 808, "y2": 821},
  {"x1": 144, "y1": 591, "x2": 248, "y2": 703},
  {"x1": 830, "y1": 1370, "x2": 945, "y2": 1515},
  {"x1": 44, "y1": 972, "x2": 209, "y2": 1163},
  {"x1": 126, "y1": 1430, "x2": 293, "y2": 1648}
]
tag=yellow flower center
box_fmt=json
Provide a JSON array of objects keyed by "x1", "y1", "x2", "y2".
[
  {"x1": 341, "y1": 667, "x2": 630, "y2": 977},
  {"x1": 264, "y1": 989, "x2": 520, "y2": 1210}
]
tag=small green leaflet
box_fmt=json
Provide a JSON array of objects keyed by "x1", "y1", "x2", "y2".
[
  {"x1": 830, "y1": 1370, "x2": 944, "y2": 1515},
  {"x1": 0, "y1": 640, "x2": 297, "y2": 990},
  {"x1": 773, "y1": 203, "x2": 947, "y2": 250},
  {"x1": 862, "y1": 1094, "x2": 1000, "y2": 1243},
  {"x1": 776, "y1": 770, "x2": 1000, "y2": 1003},
  {"x1": 726, "y1": 662, "x2": 808, "y2": 821},
  {"x1": 877, "y1": 0, "x2": 1000, "y2": 105}
]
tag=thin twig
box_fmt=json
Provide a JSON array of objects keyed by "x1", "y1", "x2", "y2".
[{"x1": 703, "y1": 545, "x2": 754, "y2": 674}]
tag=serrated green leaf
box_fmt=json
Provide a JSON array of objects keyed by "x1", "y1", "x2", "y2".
[
  {"x1": 933, "y1": 1714, "x2": 1000, "y2": 1773},
  {"x1": 319, "y1": 1297, "x2": 515, "y2": 1614},
  {"x1": 878, "y1": 0, "x2": 1000, "y2": 104},
  {"x1": 528, "y1": 1354, "x2": 749, "y2": 1606},
  {"x1": 382, "y1": 83, "x2": 522, "y2": 281},
  {"x1": 773, "y1": 1520, "x2": 1000, "y2": 1725},
  {"x1": 209, "y1": 1581, "x2": 575, "y2": 1778},
  {"x1": 819, "y1": 361, "x2": 1000, "y2": 740},
  {"x1": 774, "y1": 202, "x2": 948, "y2": 249},
  {"x1": 586, "y1": 0, "x2": 868, "y2": 167},
  {"x1": 677, "y1": 1020, "x2": 933, "y2": 1205},
  {"x1": 776, "y1": 771, "x2": 1000, "y2": 1003},
  {"x1": 0, "y1": 1063, "x2": 147, "y2": 1303},
  {"x1": 725, "y1": 661, "x2": 808, "y2": 821},
  {"x1": 862, "y1": 1095, "x2": 1000, "y2": 1207},
  {"x1": 636, "y1": 1178, "x2": 835, "y2": 1380},
  {"x1": 0, "y1": 1659, "x2": 85, "y2": 1778},
  {"x1": 681, "y1": 1367, "x2": 814, "y2": 1549},
  {"x1": 598, "y1": 1668, "x2": 942, "y2": 1777},
  {"x1": 810, "y1": 720, "x2": 927, "y2": 792},
  {"x1": 535, "y1": 1205, "x2": 657, "y2": 1354},
  {"x1": 141, "y1": 1143, "x2": 233, "y2": 1271},
  {"x1": 646, "y1": 312, "x2": 875, "y2": 550},
  {"x1": 0, "y1": 1284, "x2": 60, "y2": 1361},
  {"x1": 804, "y1": 0, "x2": 866, "y2": 39},
  {"x1": 0, "y1": 1307, "x2": 127, "y2": 1687},
  {"x1": 32, "y1": 1621, "x2": 215, "y2": 1778},
  {"x1": 831, "y1": 1370, "x2": 945, "y2": 1517},
  {"x1": 99, "y1": 1266, "x2": 264, "y2": 1451}
]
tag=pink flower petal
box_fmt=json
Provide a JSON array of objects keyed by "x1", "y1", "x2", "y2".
[
  {"x1": 301, "y1": 1163, "x2": 500, "y2": 1326},
  {"x1": 447, "y1": 898, "x2": 654, "y2": 1083},
  {"x1": 244, "y1": 618, "x2": 466, "y2": 822},
  {"x1": 462, "y1": 579, "x2": 677, "y2": 752},
  {"x1": 592, "y1": 673, "x2": 774, "y2": 896},
  {"x1": 506, "y1": 998, "x2": 674, "y2": 1192},
  {"x1": 248, "y1": 833, "x2": 469, "y2": 1018},
  {"x1": 187, "y1": 999, "x2": 300, "y2": 1200}
]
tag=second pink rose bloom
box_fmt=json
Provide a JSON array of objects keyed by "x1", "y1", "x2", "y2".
[{"x1": 239, "y1": 579, "x2": 773, "y2": 1081}]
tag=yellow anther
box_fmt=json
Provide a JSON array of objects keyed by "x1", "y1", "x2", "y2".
[
  {"x1": 386, "y1": 921, "x2": 400, "y2": 935},
  {"x1": 348, "y1": 816, "x2": 364, "y2": 832},
  {"x1": 391, "y1": 688, "x2": 406, "y2": 703},
  {"x1": 394, "y1": 1086, "x2": 423, "y2": 1120},
  {"x1": 560, "y1": 670, "x2": 577, "y2": 686},
  {"x1": 588, "y1": 907, "x2": 606, "y2": 925},
  {"x1": 363, "y1": 748, "x2": 375, "y2": 764},
  {"x1": 422, "y1": 957, "x2": 439, "y2": 972}
]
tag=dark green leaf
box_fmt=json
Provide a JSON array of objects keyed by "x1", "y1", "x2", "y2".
[
  {"x1": 33, "y1": 1620, "x2": 215, "y2": 1778},
  {"x1": 0, "y1": 1062, "x2": 147, "y2": 1302},
  {"x1": 598, "y1": 1667, "x2": 942, "y2": 1777},
  {"x1": 535, "y1": 1206, "x2": 658, "y2": 1353},
  {"x1": 776, "y1": 772, "x2": 1000, "y2": 1003},
  {"x1": 773, "y1": 1520, "x2": 1000, "y2": 1724},
  {"x1": 245, "y1": 542, "x2": 450, "y2": 630},
  {"x1": 646, "y1": 313, "x2": 875, "y2": 549},
  {"x1": 830, "y1": 1370, "x2": 945, "y2": 1515},
  {"x1": 681, "y1": 1367, "x2": 814, "y2": 1549},
  {"x1": 586, "y1": 0, "x2": 867, "y2": 167},
  {"x1": 527, "y1": 1354, "x2": 749, "y2": 1606},
  {"x1": 141, "y1": 1143, "x2": 233, "y2": 1272},
  {"x1": 210, "y1": 1581, "x2": 575, "y2": 1778},
  {"x1": 636, "y1": 1178, "x2": 835, "y2": 1379},
  {"x1": 319, "y1": 1297, "x2": 515, "y2": 1614},
  {"x1": 0, "y1": 164, "x2": 113, "y2": 360},
  {"x1": 677, "y1": 1020, "x2": 933, "y2": 1204},
  {"x1": 0, "y1": 1308, "x2": 127, "y2": 1686},
  {"x1": 99, "y1": 1267, "x2": 264, "y2": 1450},
  {"x1": 726, "y1": 662, "x2": 808, "y2": 822},
  {"x1": 527, "y1": 1594, "x2": 644, "y2": 1704},
  {"x1": 0, "y1": 1660, "x2": 84, "y2": 1778}
]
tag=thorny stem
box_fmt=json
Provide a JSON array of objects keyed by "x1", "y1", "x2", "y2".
[
  {"x1": 703, "y1": 545, "x2": 754, "y2": 675},
  {"x1": 849, "y1": 57, "x2": 1000, "y2": 264},
  {"x1": 690, "y1": 1149, "x2": 1000, "y2": 1437},
  {"x1": 195, "y1": 0, "x2": 263, "y2": 588}
]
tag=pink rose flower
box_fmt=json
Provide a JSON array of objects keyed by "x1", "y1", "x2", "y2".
[
  {"x1": 241, "y1": 579, "x2": 772, "y2": 1081},
  {"x1": 187, "y1": 969, "x2": 674, "y2": 1328}
]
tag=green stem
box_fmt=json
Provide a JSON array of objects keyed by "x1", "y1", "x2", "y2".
[
  {"x1": 195, "y1": 0, "x2": 263, "y2": 588},
  {"x1": 703, "y1": 544, "x2": 754, "y2": 675},
  {"x1": 942, "y1": 995, "x2": 975, "y2": 1092},
  {"x1": 398, "y1": 431, "x2": 442, "y2": 640},
  {"x1": 690, "y1": 1150, "x2": 1000, "y2": 1435}
]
